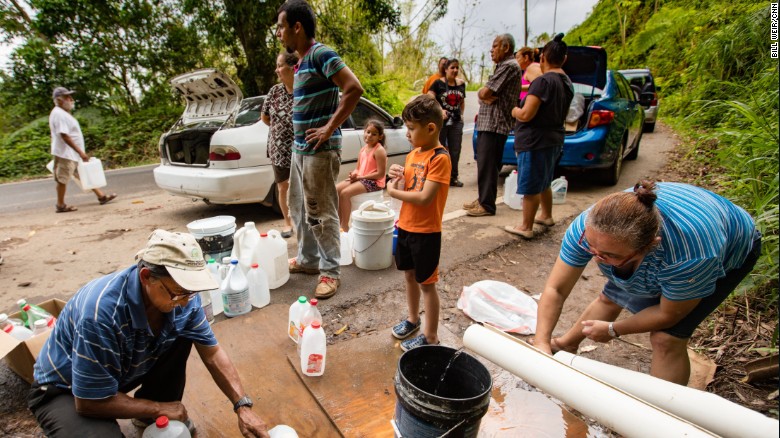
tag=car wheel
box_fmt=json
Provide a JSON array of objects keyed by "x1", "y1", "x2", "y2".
[
  {"x1": 643, "y1": 122, "x2": 655, "y2": 133},
  {"x1": 601, "y1": 137, "x2": 625, "y2": 186},
  {"x1": 626, "y1": 134, "x2": 640, "y2": 161}
]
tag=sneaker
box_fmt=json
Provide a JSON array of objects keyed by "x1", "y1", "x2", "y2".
[
  {"x1": 466, "y1": 204, "x2": 494, "y2": 217},
  {"x1": 289, "y1": 258, "x2": 318, "y2": 275},
  {"x1": 400, "y1": 334, "x2": 439, "y2": 352},
  {"x1": 314, "y1": 276, "x2": 340, "y2": 299},
  {"x1": 392, "y1": 319, "x2": 421, "y2": 339},
  {"x1": 462, "y1": 198, "x2": 479, "y2": 210}
]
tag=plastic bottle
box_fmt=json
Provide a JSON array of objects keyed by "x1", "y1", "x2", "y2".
[
  {"x1": 3, "y1": 324, "x2": 33, "y2": 341},
  {"x1": 288, "y1": 296, "x2": 308, "y2": 343},
  {"x1": 141, "y1": 416, "x2": 191, "y2": 438},
  {"x1": 199, "y1": 291, "x2": 215, "y2": 323},
  {"x1": 220, "y1": 259, "x2": 252, "y2": 318},
  {"x1": 207, "y1": 259, "x2": 223, "y2": 316},
  {"x1": 0, "y1": 313, "x2": 23, "y2": 331},
  {"x1": 551, "y1": 176, "x2": 568, "y2": 205},
  {"x1": 297, "y1": 299, "x2": 322, "y2": 356},
  {"x1": 31, "y1": 319, "x2": 51, "y2": 336},
  {"x1": 339, "y1": 230, "x2": 353, "y2": 266},
  {"x1": 503, "y1": 170, "x2": 523, "y2": 210},
  {"x1": 16, "y1": 299, "x2": 29, "y2": 328},
  {"x1": 219, "y1": 256, "x2": 232, "y2": 280},
  {"x1": 232, "y1": 222, "x2": 262, "y2": 272},
  {"x1": 247, "y1": 263, "x2": 271, "y2": 309},
  {"x1": 23, "y1": 304, "x2": 56, "y2": 328},
  {"x1": 254, "y1": 231, "x2": 290, "y2": 289},
  {"x1": 300, "y1": 321, "x2": 326, "y2": 376}
]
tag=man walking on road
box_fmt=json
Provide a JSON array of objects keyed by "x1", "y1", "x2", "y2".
[
  {"x1": 465, "y1": 34, "x2": 522, "y2": 217},
  {"x1": 276, "y1": 0, "x2": 364, "y2": 299},
  {"x1": 49, "y1": 87, "x2": 116, "y2": 213}
]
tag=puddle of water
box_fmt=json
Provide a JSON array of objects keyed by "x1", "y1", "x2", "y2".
[{"x1": 479, "y1": 378, "x2": 608, "y2": 438}]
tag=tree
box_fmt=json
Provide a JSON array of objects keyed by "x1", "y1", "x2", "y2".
[{"x1": 614, "y1": 0, "x2": 640, "y2": 52}]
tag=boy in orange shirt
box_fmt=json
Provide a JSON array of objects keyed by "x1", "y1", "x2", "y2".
[{"x1": 387, "y1": 95, "x2": 452, "y2": 351}]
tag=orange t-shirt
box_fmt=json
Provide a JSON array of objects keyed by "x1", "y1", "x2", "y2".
[
  {"x1": 422, "y1": 73, "x2": 443, "y2": 94},
  {"x1": 397, "y1": 146, "x2": 451, "y2": 233}
]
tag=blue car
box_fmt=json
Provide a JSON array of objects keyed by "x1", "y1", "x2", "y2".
[{"x1": 473, "y1": 46, "x2": 645, "y2": 185}]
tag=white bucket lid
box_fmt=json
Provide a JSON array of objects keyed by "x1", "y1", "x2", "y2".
[
  {"x1": 352, "y1": 201, "x2": 394, "y2": 222},
  {"x1": 187, "y1": 215, "x2": 237, "y2": 234}
]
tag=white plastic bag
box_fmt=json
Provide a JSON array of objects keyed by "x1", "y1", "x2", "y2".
[
  {"x1": 566, "y1": 92, "x2": 585, "y2": 123},
  {"x1": 457, "y1": 280, "x2": 538, "y2": 334}
]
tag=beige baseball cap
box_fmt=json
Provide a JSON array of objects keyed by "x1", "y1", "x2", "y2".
[{"x1": 135, "y1": 229, "x2": 218, "y2": 292}]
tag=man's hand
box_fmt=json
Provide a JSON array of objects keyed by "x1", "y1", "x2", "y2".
[
  {"x1": 79, "y1": 151, "x2": 90, "y2": 162},
  {"x1": 305, "y1": 125, "x2": 335, "y2": 151},
  {"x1": 236, "y1": 407, "x2": 269, "y2": 438},
  {"x1": 581, "y1": 320, "x2": 612, "y2": 343},
  {"x1": 156, "y1": 401, "x2": 189, "y2": 422},
  {"x1": 388, "y1": 164, "x2": 404, "y2": 180}
]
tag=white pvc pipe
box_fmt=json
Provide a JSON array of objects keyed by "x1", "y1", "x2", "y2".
[
  {"x1": 554, "y1": 351, "x2": 779, "y2": 438},
  {"x1": 462, "y1": 325, "x2": 716, "y2": 438}
]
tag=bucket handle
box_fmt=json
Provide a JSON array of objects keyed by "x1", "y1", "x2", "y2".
[
  {"x1": 353, "y1": 230, "x2": 390, "y2": 254},
  {"x1": 357, "y1": 200, "x2": 391, "y2": 215},
  {"x1": 438, "y1": 419, "x2": 466, "y2": 438}
]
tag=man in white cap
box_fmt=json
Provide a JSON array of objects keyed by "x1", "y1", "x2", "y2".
[
  {"x1": 28, "y1": 229, "x2": 269, "y2": 437},
  {"x1": 49, "y1": 86, "x2": 117, "y2": 213}
]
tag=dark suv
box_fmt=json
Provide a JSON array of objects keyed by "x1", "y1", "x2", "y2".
[{"x1": 619, "y1": 68, "x2": 659, "y2": 132}]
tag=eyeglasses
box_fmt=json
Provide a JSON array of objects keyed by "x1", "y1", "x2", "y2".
[
  {"x1": 156, "y1": 278, "x2": 198, "y2": 302},
  {"x1": 577, "y1": 229, "x2": 640, "y2": 269}
]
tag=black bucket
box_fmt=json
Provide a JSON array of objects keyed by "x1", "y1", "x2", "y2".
[{"x1": 394, "y1": 346, "x2": 492, "y2": 437}]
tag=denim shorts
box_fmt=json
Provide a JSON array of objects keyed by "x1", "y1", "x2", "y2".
[{"x1": 516, "y1": 145, "x2": 561, "y2": 195}]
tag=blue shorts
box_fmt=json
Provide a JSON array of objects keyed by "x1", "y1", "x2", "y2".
[{"x1": 516, "y1": 146, "x2": 561, "y2": 195}]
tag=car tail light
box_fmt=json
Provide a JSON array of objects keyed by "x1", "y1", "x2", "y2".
[
  {"x1": 650, "y1": 93, "x2": 658, "y2": 106},
  {"x1": 584, "y1": 153, "x2": 595, "y2": 160},
  {"x1": 209, "y1": 146, "x2": 241, "y2": 161},
  {"x1": 588, "y1": 110, "x2": 615, "y2": 128}
]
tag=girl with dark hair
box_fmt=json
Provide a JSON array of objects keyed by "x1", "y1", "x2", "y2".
[
  {"x1": 534, "y1": 181, "x2": 762, "y2": 384},
  {"x1": 428, "y1": 58, "x2": 466, "y2": 187}
]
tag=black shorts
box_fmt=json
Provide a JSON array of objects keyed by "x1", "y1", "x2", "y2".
[
  {"x1": 273, "y1": 164, "x2": 290, "y2": 183},
  {"x1": 394, "y1": 228, "x2": 441, "y2": 284}
]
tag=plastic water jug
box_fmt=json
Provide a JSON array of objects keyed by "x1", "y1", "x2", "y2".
[
  {"x1": 221, "y1": 259, "x2": 251, "y2": 318},
  {"x1": 206, "y1": 260, "x2": 223, "y2": 316},
  {"x1": 503, "y1": 170, "x2": 523, "y2": 210},
  {"x1": 288, "y1": 296, "x2": 308, "y2": 343},
  {"x1": 142, "y1": 416, "x2": 191, "y2": 438},
  {"x1": 248, "y1": 263, "x2": 271, "y2": 309},
  {"x1": 268, "y1": 425, "x2": 299, "y2": 438},
  {"x1": 77, "y1": 157, "x2": 107, "y2": 191},
  {"x1": 231, "y1": 222, "x2": 261, "y2": 272},
  {"x1": 551, "y1": 176, "x2": 568, "y2": 205},
  {"x1": 3, "y1": 323, "x2": 33, "y2": 341},
  {"x1": 254, "y1": 230, "x2": 290, "y2": 289},
  {"x1": 300, "y1": 321, "x2": 326, "y2": 376},
  {"x1": 0, "y1": 313, "x2": 23, "y2": 331},
  {"x1": 339, "y1": 230, "x2": 353, "y2": 266},
  {"x1": 297, "y1": 299, "x2": 322, "y2": 357},
  {"x1": 198, "y1": 291, "x2": 214, "y2": 323}
]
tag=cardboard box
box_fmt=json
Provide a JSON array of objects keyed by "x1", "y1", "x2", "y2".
[{"x1": 0, "y1": 299, "x2": 67, "y2": 384}]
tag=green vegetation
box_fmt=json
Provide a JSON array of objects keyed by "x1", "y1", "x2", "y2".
[{"x1": 569, "y1": 0, "x2": 778, "y2": 303}]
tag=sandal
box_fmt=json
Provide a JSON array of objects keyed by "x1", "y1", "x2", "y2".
[
  {"x1": 98, "y1": 193, "x2": 117, "y2": 205},
  {"x1": 392, "y1": 319, "x2": 421, "y2": 339},
  {"x1": 55, "y1": 204, "x2": 78, "y2": 213},
  {"x1": 503, "y1": 225, "x2": 534, "y2": 239}
]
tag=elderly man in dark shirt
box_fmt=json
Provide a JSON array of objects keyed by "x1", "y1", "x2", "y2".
[{"x1": 465, "y1": 34, "x2": 522, "y2": 217}]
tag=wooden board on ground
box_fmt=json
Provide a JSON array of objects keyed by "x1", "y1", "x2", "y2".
[{"x1": 288, "y1": 326, "x2": 462, "y2": 438}]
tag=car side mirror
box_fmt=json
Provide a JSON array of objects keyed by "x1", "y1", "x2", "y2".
[
  {"x1": 392, "y1": 116, "x2": 403, "y2": 128},
  {"x1": 639, "y1": 92, "x2": 654, "y2": 106}
]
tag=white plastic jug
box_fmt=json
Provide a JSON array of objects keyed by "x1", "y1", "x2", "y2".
[
  {"x1": 254, "y1": 230, "x2": 290, "y2": 289},
  {"x1": 297, "y1": 299, "x2": 321, "y2": 357},
  {"x1": 288, "y1": 296, "x2": 308, "y2": 343},
  {"x1": 142, "y1": 416, "x2": 191, "y2": 438},
  {"x1": 231, "y1": 222, "x2": 261, "y2": 272},
  {"x1": 268, "y1": 425, "x2": 299, "y2": 438},
  {"x1": 551, "y1": 176, "x2": 568, "y2": 205},
  {"x1": 3, "y1": 323, "x2": 33, "y2": 341},
  {"x1": 199, "y1": 291, "x2": 214, "y2": 323},
  {"x1": 77, "y1": 157, "x2": 107, "y2": 191},
  {"x1": 339, "y1": 230, "x2": 353, "y2": 266},
  {"x1": 300, "y1": 321, "x2": 326, "y2": 376},
  {"x1": 503, "y1": 170, "x2": 523, "y2": 210},
  {"x1": 221, "y1": 260, "x2": 251, "y2": 318},
  {"x1": 248, "y1": 263, "x2": 271, "y2": 309},
  {"x1": 206, "y1": 260, "x2": 223, "y2": 316}
]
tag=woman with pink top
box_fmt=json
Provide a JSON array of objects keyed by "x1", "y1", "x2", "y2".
[
  {"x1": 516, "y1": 47, "x2": 542, "y2": 101},
  {"x1": 336, "y1": 120, "x2": 388, "y2": 231}
]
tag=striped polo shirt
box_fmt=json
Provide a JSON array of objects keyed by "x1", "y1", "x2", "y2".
[
  {"x1": 560, "y1": 183, "x2": 756, "y2": 301},
  {"x1": 33, "y1": 265, "x2": 217, "y2": 399},
  {"x1": 292, "y1": 42, "x2": 346, "y2": 155}
]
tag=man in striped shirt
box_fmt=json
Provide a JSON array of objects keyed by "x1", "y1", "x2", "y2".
[
  {"x1": 276, "y1": 0, "x2": 364, "y2": 299},
  {"x1": 29, "y1": 230, "x2": 269, "y2": 437}
]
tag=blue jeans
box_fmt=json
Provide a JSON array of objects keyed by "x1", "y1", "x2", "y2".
[{"x1": 289, "y1": 150, "x2": 341, "y2": 278}]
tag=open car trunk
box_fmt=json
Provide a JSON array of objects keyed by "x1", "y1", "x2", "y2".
[
  {"x1": 163, "y1": 127, "x2": 219, "y2": 166},
  {"x1": 562, "y1": 47, "x2": 607, "y2": 135}
]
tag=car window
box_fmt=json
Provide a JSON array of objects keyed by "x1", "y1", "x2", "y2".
[
  {"x1": 233, "y1": 97, "x2": 265, "y2": 127},
  {"x1": 351, "y1": 101, "x2": 387, "y2": 129},
  {"x1": 616, "y1": 77, "x2": 633, "y2": 100},
  {"x1": 572, "y1": 82, "x2": 603, "y2": 97}
]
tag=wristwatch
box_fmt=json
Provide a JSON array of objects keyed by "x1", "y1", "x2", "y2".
[
  {"x1": 608, "y1": 322, "x2": 620, "y2": 338},
  {"x1": 233, "y1": 396, "x2": 253, "y2": 412}
]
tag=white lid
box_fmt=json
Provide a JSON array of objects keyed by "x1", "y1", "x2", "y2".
[
  {"x1": 352, "y1": 201, "x2": 395, "y2": 222},
  {"x1": 0, "y1": 313, "x2": 7, "y2": 322},
  {"x1": 187, "y1": 215, "x2": 236, "y2": 234},
  {"x1": 34, "y1": 319, "x2": 47, "y2": 328}
]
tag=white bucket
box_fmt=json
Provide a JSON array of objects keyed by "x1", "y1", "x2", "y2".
[
  {"x1": 187, "y1": 215, "x2": 237, "y2": 262},
  {"x1": 350, "y1": 190, "x2": 384, "y2": 215},
  {"x1": 351, "y1": 201, "x2": 394, "y2": 270}
]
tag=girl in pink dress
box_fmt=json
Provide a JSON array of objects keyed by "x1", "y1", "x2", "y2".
[{"x1": 336, "y1": 120, "x2": 388, "y2": 231}]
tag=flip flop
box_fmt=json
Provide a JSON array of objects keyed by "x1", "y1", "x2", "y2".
[
  {"x1": 55, "y1": 204, "x2": 78, "y2": 213},
  {"x1": 281, "y1": 228, "x2": 293, "y2": 238},
  {"x1": 98, "y1": 193, "x2": 117, "y2": 205},
  {"x1": 503, "y1": 225, "x2": 534, "y2": 239},
  {"x1": 534, "y1": 218, "x2": 555, "y2": 227}
]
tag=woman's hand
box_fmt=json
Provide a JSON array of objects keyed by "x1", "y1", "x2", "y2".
[{"x1": 581, "y1": 320, "x2": 613, "y2": 343}]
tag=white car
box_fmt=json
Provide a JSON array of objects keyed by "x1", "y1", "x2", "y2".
[{"x1": 153, "y1": 68, "x2": 410, "y2": 206}]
